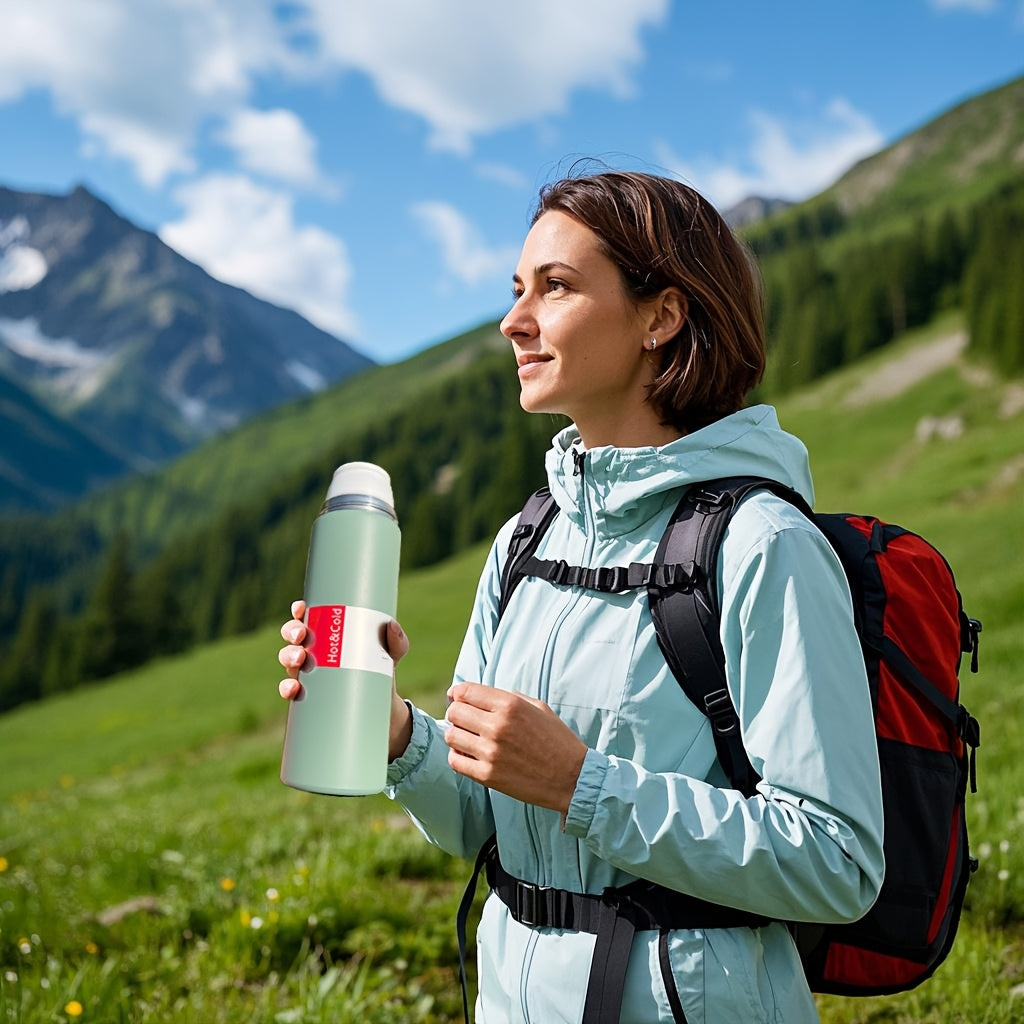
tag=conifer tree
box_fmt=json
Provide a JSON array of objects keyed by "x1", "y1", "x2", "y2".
[
  {"x1": 0, "y1": 592, "x2": 52, "y2": 710},
  {"x1": 76, "y1": 533, "x2": 148, "y2": 682}
]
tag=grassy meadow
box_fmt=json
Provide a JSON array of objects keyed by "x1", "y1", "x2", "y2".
[{"x1": 2, "y1": 321, "x2": 1023, "y2": 1022}]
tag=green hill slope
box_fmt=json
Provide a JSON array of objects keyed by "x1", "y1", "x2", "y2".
[
  {"x1": 75, "y1": 319, "x2": 509, "y2": 552},
  {"x1": 4, "y1": 75, "x2": 1023, "y2": 715},
  {"x1": 829, "y1": 72, "x2": 1024, "y2": 223},
  {"x1": 1, "y1": 319, "x2": 1022, "y2": 1022}
]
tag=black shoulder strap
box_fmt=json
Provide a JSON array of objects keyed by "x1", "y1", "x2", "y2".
[
  {"x1": 648, "y1": 476, "x2": 808, "y2": 798},
  {"x1": 498, "y1": 477, "x2": 809, "y2": 798},
  {"x1": 498, "y1": 487, "x2": 559, "y2": 619}
]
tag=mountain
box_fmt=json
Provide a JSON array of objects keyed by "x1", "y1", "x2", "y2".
[
  {"x1": 0, "y1": 184, "x2": 373, "y2": 506},
  {"x1": 0, "y1": 368, "x2": 133, "y2": 511},
  {"x1": 723, "y1": 196, "x2": 792, "y2": 228}
]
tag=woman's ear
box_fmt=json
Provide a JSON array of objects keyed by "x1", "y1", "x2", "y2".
[{"x1": 647, "y1": 287, "x2": 688, "y2": 340}]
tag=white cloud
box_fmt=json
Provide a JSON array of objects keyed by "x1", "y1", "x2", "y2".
[
  {"x1": 80, "y1": 111, "x2": 198, "y2": 187},
  {"x1": 412, "y1": 201, "x2": 519, "y2": 286},
  {"x1": 0, "y1": 0, "x2": 294, "y2": 186},
  {"x1": 475, "y1": 162, "x2": 530, "y2": 190},
  {"x1": 160, "y1": 174, "x2": 356, "y2": 338},
  {"x1": 927, "y1": 0, "x2": 998, "y2": 11},
  {"x1": 301, "y1": 0, "x2": 669, "y2": 153},
  {"x1": 218, "y1": 107, "x2": 335, "y2": 191},
  {"x1": 0, "y1": 0, "x2": 669, "y2": 186},
  {"x1": 656, "y1": 98, "x2": 885, "y2": 209}
]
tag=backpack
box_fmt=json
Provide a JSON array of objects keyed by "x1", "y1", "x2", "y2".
[{"x1": 494, "y1": 476, "x2": 982, "y2": 998}]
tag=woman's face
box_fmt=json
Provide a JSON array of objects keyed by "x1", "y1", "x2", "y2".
[{"x1": 500, "y1": 211, "x2": 670, "y2": 447}]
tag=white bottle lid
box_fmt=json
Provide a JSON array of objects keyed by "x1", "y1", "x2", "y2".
[{"x1": 327, "y1": 461, "x2": 394, "y2": 509}]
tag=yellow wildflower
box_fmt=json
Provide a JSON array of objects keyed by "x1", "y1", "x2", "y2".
[
  {"x1": 85, "y1": 941, "x2": 100, "y2": 955},
  {"x1": 65, "y1": 1001, "x2": 84, "y2": 1018},
  {"x1": 0, "y1": 856, "x2": 9, "y2": 872},
  {"x1": 219, "y1": 878, "x2": 236, "y2": 892}
]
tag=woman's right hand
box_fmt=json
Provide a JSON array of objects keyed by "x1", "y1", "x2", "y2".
[
  {"x1": 277, "y1": 599, "x2": 412, "y2": 699},
  {"x1": 278, "y1": 599, "x2": 310, "y2": 700},
  {"x1": 277, "y1": 599, "x2": 414, "y2": 761}
]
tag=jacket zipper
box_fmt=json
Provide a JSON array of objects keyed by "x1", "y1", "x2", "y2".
[{"x1": 521, "y1": 444, "x2": 597, "y2": 1018}]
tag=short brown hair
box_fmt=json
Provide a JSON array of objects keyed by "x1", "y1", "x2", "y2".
[{"x1": 533, "y1": 170, "x2": 766, "y2": 433}]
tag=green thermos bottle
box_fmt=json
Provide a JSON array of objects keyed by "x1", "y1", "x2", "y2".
[{"x1": 280, "y1": 462, "x2": 401, "y2": 796}]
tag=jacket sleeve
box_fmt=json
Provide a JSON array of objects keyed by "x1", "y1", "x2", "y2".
[
  {"x1": 383, "y1": 518, "x2": 518, "y2": 859},
  {"x1": 563, "y1": 505, "x2": 886, "y2": 924}
]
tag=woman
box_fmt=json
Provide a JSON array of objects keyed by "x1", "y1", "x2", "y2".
[{"x1": 279, "y1": 170, "x2": 885, "y2": 1023}]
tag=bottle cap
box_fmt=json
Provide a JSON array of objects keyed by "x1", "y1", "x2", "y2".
[{"x1": 327, "y1": 462, "x2": 394, "y2": 510}]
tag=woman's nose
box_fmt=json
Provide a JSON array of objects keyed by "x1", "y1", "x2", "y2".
[{"x1": 500, "y1": 294, "x2": 534, "y2": 341}]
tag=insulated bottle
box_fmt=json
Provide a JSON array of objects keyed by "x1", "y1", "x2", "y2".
[{"x1": 280, "y1": 462, "x2": 400, "y2": 796}]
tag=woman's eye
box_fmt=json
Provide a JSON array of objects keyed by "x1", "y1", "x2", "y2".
[{"x1": 546, "y1": 278, "x2": 567, "y2": 293}]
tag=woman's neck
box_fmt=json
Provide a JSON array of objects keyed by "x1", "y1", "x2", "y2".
[{"x1": 574, "y1": 414, "x2": 684, "y2": 450}]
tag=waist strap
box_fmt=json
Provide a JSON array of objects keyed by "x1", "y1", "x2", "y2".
[
  {"x1": 487, "y1": 850, "x2": 770, "y2": 934},
  {"x1": 457, "y1": 836, "x2": 770, "y2": 1024}
]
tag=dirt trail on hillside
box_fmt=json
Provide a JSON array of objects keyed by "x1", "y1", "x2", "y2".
[{"x1": 843, "y1": 331, "x2": 967, "y2": 407}]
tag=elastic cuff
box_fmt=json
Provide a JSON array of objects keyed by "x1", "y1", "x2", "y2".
[
  {"x1": 562, "y1": 747, "x2": 609, "y2": 837},
  {"x1": 385, "y1": 702, "x2": 430, "y2": 785}
]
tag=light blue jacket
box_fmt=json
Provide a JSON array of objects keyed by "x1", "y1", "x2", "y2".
[{"x1": 387, "y1": 406, "x2": 884, "y2": 1023}]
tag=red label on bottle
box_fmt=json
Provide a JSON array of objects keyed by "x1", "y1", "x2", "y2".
[{"x1": 306, "y1": 605, "x2": 346, "y2": 668}]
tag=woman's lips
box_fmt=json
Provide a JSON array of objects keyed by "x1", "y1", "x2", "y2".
[{"x1": 517, "y1": 355, "x2": 550, "y2": 379}]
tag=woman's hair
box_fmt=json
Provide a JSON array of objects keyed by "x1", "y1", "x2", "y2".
[{"x1": 532, "y1": 170, "x2": 766, "y2": 433}]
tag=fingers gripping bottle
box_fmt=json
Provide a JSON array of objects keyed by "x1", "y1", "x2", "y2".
[{"x1": 281, "y1": 462, "x2": 400, "y2": 796}]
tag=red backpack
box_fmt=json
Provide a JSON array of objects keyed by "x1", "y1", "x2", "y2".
[{"x1": 497, "y1": 475, "x2": 982, "y2": 997}]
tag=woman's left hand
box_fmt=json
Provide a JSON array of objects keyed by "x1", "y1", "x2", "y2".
[{"x1": 444, "y1": 682, "x2": 588, "y2": 814}]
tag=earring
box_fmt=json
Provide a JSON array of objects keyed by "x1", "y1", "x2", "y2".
[{"x1": 648, "y1": 337, "x2": 658, "y2": 351}]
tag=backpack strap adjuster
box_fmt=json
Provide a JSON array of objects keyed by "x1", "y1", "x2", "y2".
[
  {"x1": 704, "y1": 687, "x2": 741, "y2": 736},
  {"x1": 513, "y1": 880, "x2": 555, "y2": 929},
  {"x1": 963, "y1": 616, "x2": 983, "y2": 673},
  {"x1": 958, "y1": 708, "x2": 981, "y2": 793}
]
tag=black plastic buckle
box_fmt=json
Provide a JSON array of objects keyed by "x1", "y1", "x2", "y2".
[
  {"x1": 515, "y1": 882, "x2": 553, "y2": 928},
  {"x1": 704, "y1": 688, "x2": 740, "y2": 736},
  {"x1": 547, "y1": 559, "x2": 571, "y2": 585},
  {"x1": 627, "y1": 562, "x2": 652, "y2": 588},
  {"x1": 591, "y1": 566, "x2": 626, "y2": 592},
  {"x1": 964, "y1": 617, "x2": 983, "y2": 673},
  {"x1": 959, "y1": 710, "x2": 981, "y2": 749},
  {"x1": 510, "y1": 523, "x2": 537, "y2": 547},
  {"x1": 692, "y1": 487, "x2": 729, "y2": 513},
  {"x1": 652, "y1": 562, "x2": 698, "y2": 589}
]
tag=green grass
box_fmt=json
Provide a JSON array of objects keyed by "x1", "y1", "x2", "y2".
[
  {"x1": 3, "y1": 322, "x2": 1024, "y2": 1022},
  {"x1": 0, "y1": 546, "x2": 485, "y2": 1023}
]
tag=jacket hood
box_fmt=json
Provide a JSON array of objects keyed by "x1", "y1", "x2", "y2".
[{"x1": 545, "y1": 404, "x2": 814, "y2": 537}]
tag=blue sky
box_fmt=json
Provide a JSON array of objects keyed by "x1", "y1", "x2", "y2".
[{"x1": 1, "y1": 0, "x2": 1021, "y2": 364}]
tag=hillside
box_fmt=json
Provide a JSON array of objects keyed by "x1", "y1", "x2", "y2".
[
  {"x1": 828, "y1": 72, "x2": 1024, "y2": 222},
  {"x1": 1, "y1": 323, "x2": 1021, "y2": 1022},
  {"x1": 741, "y1": 75, "x2": 1024, "y2": 396},
  {"x1": 0, "y1": 319, "x2": 555, "y2": 709},
  {"x1": 1, "y1": 73, "x2": 1023, "y2": 713},
  {"x1": 75, "y1": 319, "x2": 509, "y2": 553}
]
